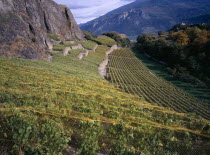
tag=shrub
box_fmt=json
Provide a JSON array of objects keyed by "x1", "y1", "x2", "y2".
[
  {"x1": 0, "y1": 111, "x2": 70, "y2": 154},
  {"x1": 61, "y1": 42, "x2": 77, "y2": 47},
  {"x1": 83, "y1": 31, "x2": 97, "y2": 40},
  {"x1": 103, "y1": 32, "x2": 131, "y2": 47},
  {"x1": 53, "y1": 44, "x2": 65, "y2": 51},
  {"x1": 31, "y1": 38, "x2": 36, "y2": 43},
  {"x1": 47, "y1": 34, "x2": 60, "y2": 41}
]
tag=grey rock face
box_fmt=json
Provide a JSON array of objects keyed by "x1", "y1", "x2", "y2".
[{"x1": 0, "y1": 0, "x2": 84, "y2": 60}]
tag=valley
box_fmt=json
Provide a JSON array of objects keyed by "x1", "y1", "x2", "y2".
[
  {"x1": 0, "y1": 0, "x2": 210, "y2": 154},
  {"x1": 80, "y1": 0, "x2": 210, "y2": 39},
  {"x1": 1, "y1": 38, "x2": 210, "y2": 154}
]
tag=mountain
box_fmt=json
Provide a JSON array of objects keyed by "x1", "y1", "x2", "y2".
[
  {"x1": 0, "y1": 0, "x2": 84, "y2": 60},
  {"x1": 80, "y1": 0, "x2": 210, "y2": 39},
  {"x1": 184, "y1": 13, "x2": 210, "y2": 24}
]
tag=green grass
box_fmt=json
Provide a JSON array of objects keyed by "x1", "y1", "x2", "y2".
[
  {"x1": 0, "y1": 48, "x2": 210, "y2": 154},
  {"x1": 89, "y1": 45, "x2": 110, "y2": 59},
  {"x1": 94, "y1": 37, "x2": 116, "y2": 46},
  {"x1": 62, "y1": 42, "x2": 78, "y2": 47},
  {"x1": 53, "y1": 44, "x2": 65, "y2": 51},
  {"x1": 53, "y1": 43, "x2": 79, "y2": 51},
  {"x1": 80, "y1": 40, "x2": 97, "y2": 50},
  {"x1": 47, "y1": 34, "x2": 60, "y2": 41}
]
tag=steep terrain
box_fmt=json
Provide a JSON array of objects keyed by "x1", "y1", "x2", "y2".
[
  {"x1": 107, "y1": 48, "x2": 210, "y2": 119},
  {"x1": 1, "y1": 42, "x2": 210, "y2": 154},
  {"x1": 0, "y1": 0, "x2": 84, "y2": 60},
  {"x1": 136, "y1": 24, "x2": 210, "y2": 94},
  {"x1": 80, "y1": 0, "x2": 210, "y2": 38},
  {"x1": 1, "y1": 0, "x2": 210, "y2": 154}
]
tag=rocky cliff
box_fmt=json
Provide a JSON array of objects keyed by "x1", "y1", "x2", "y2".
[
  {"x1": 80, "y1": 0, "x2": 210, "y2": 39},
  {"x1": 0, "y1": 0, "x2": 84, "y2": 60}
]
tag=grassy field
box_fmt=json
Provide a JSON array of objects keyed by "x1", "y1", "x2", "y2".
[
  {"x1": 80, "y1": 40, "x2": 97, "y2": 50},
  {"x1": 89, "y1": 45, "x2": 110, "y2": 59},
  {"x1": 133, "y1": 50, "x2": 210, "y2": 104},
  {"x1": 53, "y1": 43, "x2": 78, "y2": 51},
  {"x1": 53, "y1": 44, "x2": 66, "y2": 51},
  {"x1": 94, "y1": 37, "x2": 116, "y2": 46},
  {"x1": 62, "y1": 42, "x2": 78, "y2": 47},
  {"x1": 107, "y1": 48, "x2": 210, "y2": 120},
  {"x1": 0, "y1": 47, "x2": 210, "y2": 154}
]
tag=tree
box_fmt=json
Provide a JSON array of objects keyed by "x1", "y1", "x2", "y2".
[
  {"x1": 186, "y1": 27, "x2": 202, "y2": 42},
  {"x1": 170, "y1": 31, "x2": 189, "y2": 46},
  {"x1": 103, "y1": 32, "x2": 131, "y2": 47}
]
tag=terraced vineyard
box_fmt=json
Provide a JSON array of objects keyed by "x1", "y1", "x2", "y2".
[
  {"x1": 1, "y1": 46, "x2": 210, "y2": 154},
  {"x1": 107, "y1": 48, "x2": 210, "y2": 120}
]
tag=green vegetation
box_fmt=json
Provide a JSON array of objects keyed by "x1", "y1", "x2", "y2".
[
  {"x1": 47, "y1": 33, "x2": 60, "y2": 41},
  {"x1": 62, "y1": 42, "x2": 77, "y2": 47},
  {"x1": 53, "y1": 42, "x2": 78, "y2": 51},
  {"x1": 53, "y1": 44, "x2": 65, "y2": 51},
  {"x1": 89, "y1": 45, "x2": 110, "y2": 59},
  {"x1": 83, "y1": 30, "x2": 97, "y2": 40},
  {"x1": 103, "y1": 32, "x2": 131, "y2": 47},
  {"x1": 0, "y1": 46, "x2": 210, "y2": 154},
  {"x1": 136, "y1": 24, "x2": 210, "y2": 89},
  {"x1": 80, "y1": 40, "x2": 97, "y2": 50},
  {"x1": 94, "y1": 37, "x2": 116, "y2": 46},
  {"x1": 107, "y1": 48, "x2": 210, "y2": 119},
  {"x1": 134, "y1": 50, "x2": 210, "y2": 104},
  {"x1": 169, "y1": 23, "x2": 210, "y2": 32}
]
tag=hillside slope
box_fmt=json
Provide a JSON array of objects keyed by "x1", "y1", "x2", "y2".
[
  {"x1": 80, "y1": 0, "x2": 210, "y2": 38},
  {"x1": 1, "y1": 44, "x2": 210, "y2": 154},
  {"x1": 136, "y1": 24, "x2": 210, "y2": 93},
  {"x1": 107, "y1": 48, "x2": 210, "y2": 119},
  {"x1": 0, "y1": 0, "x2": 84, "y2": 60},
  {"x1": 184, "y1": 13, "x2": 210, "y2": 24}
]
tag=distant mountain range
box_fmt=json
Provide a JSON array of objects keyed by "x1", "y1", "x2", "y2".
[
  {"x1": 80, "y1": 0, "x2": 210, "y2": 39},
  {"x1": 184, "y1": 13, "x2": 210, "y2": 24}
]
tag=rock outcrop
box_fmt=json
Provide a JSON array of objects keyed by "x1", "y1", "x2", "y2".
[{"x1": 0, "y1": 0, "x2": 84, "y2": 60}]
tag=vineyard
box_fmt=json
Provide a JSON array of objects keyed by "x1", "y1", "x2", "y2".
[
  {"x1": 107, "y1": 48, "x2": 210, "y2": 120},
  {"x1": 0, "y1": 46, "x2": 210, "y2": 154}
]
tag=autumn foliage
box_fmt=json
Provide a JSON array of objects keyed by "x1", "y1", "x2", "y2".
[{"x1": 136, "y1": 24, "x2": 210, "y2": 88}]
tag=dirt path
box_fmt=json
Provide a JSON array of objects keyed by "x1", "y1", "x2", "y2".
[
  {"x1": 63, "y1": 47, "x2": 71, "y2": 56},
  {"x1": 93, "y1": 44, "x2": 98, "y2": 52},
  {"x1": 98, "y1": 45, "x2": 118, "y2": 78},
  {"x1": 51, "y1": 43, "x2": 84, "y2": 56},
  {"x1": 77, "y1": 50, "x2": 89, "y2": 59}
]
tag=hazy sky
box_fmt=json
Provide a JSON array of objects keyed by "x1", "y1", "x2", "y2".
[{"x1": 54, "y1": 0, "x2": 135, "y2": 24}]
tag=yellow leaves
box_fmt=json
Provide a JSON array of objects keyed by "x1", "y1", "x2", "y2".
[
  {"x1": 102, "y1": 143, "x2": 106, "y2": 147},
  {"x1": 170, "y1": 28, "x2": 210, "y2": 46},
  {"x1": 171, "y1": 31, "x2": 190, "y2": 46},
  {"x1": 1, "y1": 40, "x2": 210, "y2": 147},
  {"x1": 193, "y1": 35, "x2": 209, "y2": 46},
  {"x1": 158, "y1": 142, "x2": 163, "y2": 147}
]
